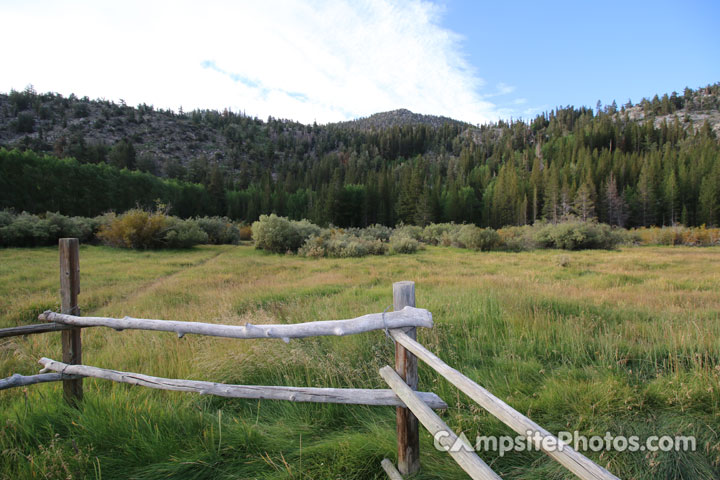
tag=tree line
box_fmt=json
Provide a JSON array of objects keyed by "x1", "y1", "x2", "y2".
[{"x1": 1, "y1": 84, "x2": 718, "y2": 228}]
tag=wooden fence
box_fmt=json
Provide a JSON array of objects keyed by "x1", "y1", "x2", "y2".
[{"x1": 0, "y1": 238, "x2": 620, "y2": 480}]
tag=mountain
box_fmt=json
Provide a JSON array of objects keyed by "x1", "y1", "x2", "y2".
[
  {"x1": 1, "y1": 83, "x2": 719, "y2": 229},
  {"x1": 334, "y1": 108, "x2": 471, "y2": 130}
]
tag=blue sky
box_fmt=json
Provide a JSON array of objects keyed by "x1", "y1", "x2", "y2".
[
  {"x1": 440, "y1": 0, "x2": 720, "y2": 118},
  {"x1": 1, "y1": 0, "x2": 718, "y2": 125}
]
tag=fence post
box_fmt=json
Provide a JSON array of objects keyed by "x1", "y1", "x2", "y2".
[
  {"x1": 393, "y1": 281, "x2": 419, "y2": 474},
  {"x1": 59, "y1": 238, "x2": 82, "y2": 406}
]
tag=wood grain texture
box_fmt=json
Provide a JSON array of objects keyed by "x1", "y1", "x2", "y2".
[
  {"x1": 39, "y1": 306, "x2": 433, "y2": 340},
  {"x1": 59, "y1": 238, "x2": 82, "y2": 405},
  {"x1": 393, "y1": 281, "x2": 420, "y2": 475},
  {"x1": 0, "y1": 373, "x2": 80, "y2": 391},
  {"x1": 37, "y1": 358, "x2": 448, "y2": 409},
  {"x1": 380, "y1": 458, "x2": 405, "y2": 480},
  {"x1": 380, "y1": 366, "x2": 501, "y2": 480},
  {"x1": 0, "y1": 323, "x2": 74, "y2": 339}
]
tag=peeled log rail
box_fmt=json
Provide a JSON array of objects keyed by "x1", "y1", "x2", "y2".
[
  {"x1": 380, "y1": 458, "x2": 405, "y2": 480},
  {"x1": 38, "y1": 358, "x2": 448, "y2": 409},
  {"x1": 380, "y1": 366, "x2": 501, "y2": 480},
  {"x1": 389, "y1": 330, "x2": 620, "y2": 480},
  {"x1": 0, "y1": 323, "x2": 75, "y2": 339},
  {"x1": 39, "y1": 306, "x2": 433, "y2": 341},
  {"x1": 0, "y1": 373, "x2": 81, "y2": 391}
]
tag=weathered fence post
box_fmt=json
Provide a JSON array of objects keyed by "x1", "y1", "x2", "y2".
[
  {"x1": 393, "y1": 281, "x2": 419, "y2": 474},
  {"x1": 59, "y1": 238, "x2": 82, "y2": 406}
]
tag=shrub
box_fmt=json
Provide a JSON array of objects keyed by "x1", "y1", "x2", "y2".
[
  {"x1": 422, "y1": 223, "x2": 461, "y2": 245},
  {"x1": 631, "y1": 226, "x2": 720, "y2": 246},
  {"x1": 556, "y1": 255, "x2": 571, "y2": 267},
  {"x1": 0, "y1": 210, "x2": 13, "y2": 228},
  {"x1": 534, "y1": 221, "x2": 622, "y2": 250},
  {"x1": 298, "y1": 235, "x2": 328, "y2": 258},
  {"x1": 96, "y1": 209, "x2": 169, "y2": 249},
  {"x1": 298, "y1": 230, "x2": 388, "y2": 258},
  {"x1": 394, "y1": 224, "x2": 423, "y2": 241},
  {"x1": 347, "y1": 224, "x2": 393, "y2": 242},
  {"x1": 164, "y1": 219, "x2": 209, "y2": 248},
  {"x1": 291, "y1": 219, "x2": 322, "y2": 242},
  {"x1": 497, "y1": 225, "x2": 536, "y2": 251},
  {"x1": 97, "y1": 210, "x2": 209, "y2": 249},
  {"x1": 0, "y1": 210, "x2": 102, "y2": 247},
  {"x1": 252, "y1": 214, "x2": 303, "y2": 253},
  {"x1": 456, "y1": 225, "x2": 500, "y2": 251},
  {"x1": 195, "y1": 216, "x2": 241, "y2": 244},
  {"x1": 238, "y1": 224, "x2": 252, "y2": 241},
  {"x1": 389, "y1": 234, "x2": 419, "y2": 254}
]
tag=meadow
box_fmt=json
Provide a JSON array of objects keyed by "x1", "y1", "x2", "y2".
[{"x1": 1, "y1": 244, "x2": 719, "y2": 479}]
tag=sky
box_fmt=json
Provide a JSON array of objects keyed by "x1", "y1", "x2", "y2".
[{"x1": 1, "y1": 0, "x2": 718, "y2": 125}]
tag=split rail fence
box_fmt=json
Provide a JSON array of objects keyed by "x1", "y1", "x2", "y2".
[{"x1": 0, "y1": 238, "x2": 620, "y2": 479}]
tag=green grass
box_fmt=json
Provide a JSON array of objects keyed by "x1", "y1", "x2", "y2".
[{"x1": 1, "y1": 245, "x2": 719, "y2": 479}]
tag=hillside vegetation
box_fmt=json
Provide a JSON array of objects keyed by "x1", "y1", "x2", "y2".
[
  {"x1": 1, "y1": 245, "x2": 719, "y2": 478},
  {"x1": 1, "y1": 84, "x2": 719, "y2": 229}
]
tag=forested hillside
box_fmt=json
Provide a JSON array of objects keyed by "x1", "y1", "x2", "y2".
[{"x1": 1, "y1": 83, "x2": 719, "y2": 228}]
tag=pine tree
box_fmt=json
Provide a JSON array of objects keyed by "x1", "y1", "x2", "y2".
[
  {"x1": 573, "y1": 182, "x2": 595, "y2": 221},
  {"x1": 637, "y1": 164, "x2": 654, "y2": 226},
  {"x1": 543, "y1": 164, "x2": 560, "y2": 223},
  {"x1": 208, "y1": 164, "x2": 227, "y2": 216},
  {"x1": 604, "y1": 173, "x2": 627, "y2": 226},
  {"x1": 698, "y1": 174, "x2": 718, "y2": 226},
  {"x1": 664, "y1": 170, "x2": 679, "y2": 225}
]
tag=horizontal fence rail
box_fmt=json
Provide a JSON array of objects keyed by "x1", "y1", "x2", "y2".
[
  {"x1": 38, "y1": 307, "x2": 433, "y2": 341},
  {"x1": 0, "y1": 323, "x2": 76, "y2": 339},
  {"x1": 380, "y1": 366, "x2": 501, "y2": 480},
  {"x1": 38, "y1": 358, "x2": 448, "y2": 409},
  {"x1": 0, "y1": 372, "x2": 81, "y2": 390},
  {"x1": 389, "y1": 329, "x2": 620, "y2": 480}
]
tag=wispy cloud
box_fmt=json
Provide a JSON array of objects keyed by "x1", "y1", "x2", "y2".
[{"x1": 0, "y1": 0, "x2": 504, "y2": 124}]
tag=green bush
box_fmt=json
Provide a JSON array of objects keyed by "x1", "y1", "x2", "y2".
[
  {"x1": 298, "y1": 230, "x2": 388, "y2": 258},
  {"x1": 252, "y1": 214, "x2": 303, "y2": 253},
  {"x1": 195, "y1": 216, "x2": 241, "y2": 244},
  {"x1": 393, "y1": 224, "x2": 423, "y2": 241},
  {"x1": 534, "y1": 221, "x2": 622, "y2": 250},
  {"x1": 422, "y1": 223, "x2": 461, "y2": 245},
  {"x1": 456, "y1": 225, "x2": 500, "y2": 251},
  {"x1": 164, "y1": 219, "x2": 209, "y2": 248},
  {"x1": 347, "y1": 224, "x2": 392, "y2": 242},
  {"x1": 291, "y1": 219, "x2": 322, "y2": 242},
  {"x1": 497, "y1": 225, "x2": 536, "y2": 251},
  {"x1": 0, "y1": 210, "x2": 102, "y2": 247},
  {"x1": 389, "y1": 234, "x2": 420, "y2": 254}
]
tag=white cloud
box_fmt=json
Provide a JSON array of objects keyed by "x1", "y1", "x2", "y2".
[{"x1": 0, "y1": 0, "x2": 501, "y2": 124}]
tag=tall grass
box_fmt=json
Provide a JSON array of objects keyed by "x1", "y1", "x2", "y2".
[{"x1": 1, "y1": 245, "x2": 719, "y2": 478}]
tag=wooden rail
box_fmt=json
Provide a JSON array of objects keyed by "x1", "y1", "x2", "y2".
[
  {"x1": 380, "y1": 458, "x2": 404, "y2": 480},
  {"x1": 38, "y1": 357, "x2": 447, "y2": 408},
  {"x1": 381, "y1": 365, "x2": 501, "y2": 480},
  {"x1": 390, "y1": 329, "x2": 620, "y2": 480},
  {"x1": 0, "y1": 373, "x2": 81, "y2": 390},
  {"x1": 37, "y1": 306, "x2": 432, "y2": 340},
  {"x1": 0, "y1": 322, "x2": 75, "y2": 339}
]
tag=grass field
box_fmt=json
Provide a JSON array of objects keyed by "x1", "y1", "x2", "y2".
[{"x1": 1, "y1": 244, "x2": 719, "y2": 479}]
